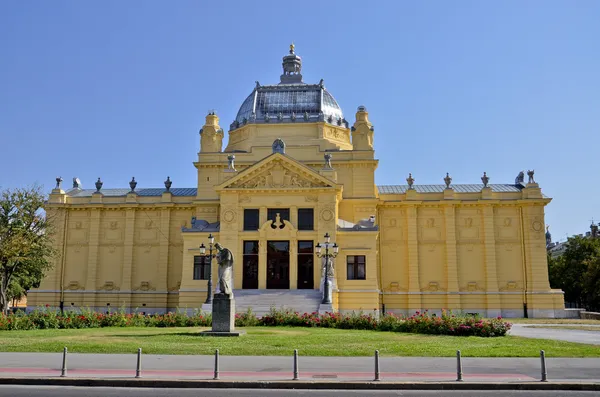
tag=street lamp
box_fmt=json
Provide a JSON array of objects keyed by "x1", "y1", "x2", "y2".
[
  {"x1": 199, "y1": 233, "x2": 216, "y2": 304},
  {"x1": 315, "y1": 233, "x2": 339, "y2": 304}
]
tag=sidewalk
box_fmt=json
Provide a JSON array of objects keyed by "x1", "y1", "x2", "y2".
[{"x1": 1, "y1": 353, "x2": 599, "y2": 383}]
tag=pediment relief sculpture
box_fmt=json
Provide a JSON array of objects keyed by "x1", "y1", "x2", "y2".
[{"x1": 230, "y1": 163, "x2": 329, "y2": 189}]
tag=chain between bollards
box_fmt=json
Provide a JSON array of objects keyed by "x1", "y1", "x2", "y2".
[
  {"x1": 293, "y1": 349, "x2": 299, "y2": 380},
  {"x1": 135, "y1": 348, "x2": 142, "y2": 378},
  {"x1": 213, "y1": 349, "x2": 220, "y2": 380},
  {"x1": 456, "y1": 350, "x2": 463, "y2": 382},
  {"x1": 374, "y1": 349, "x2": 381, "y2": 381},
  {"x1": 60, "y1": 347, "x2": 67, "y2": 377},
  {"x1": 540, "y1": 350, "x2": 548, "y2": 382}
]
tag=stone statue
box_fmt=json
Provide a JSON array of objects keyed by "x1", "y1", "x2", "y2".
[
  {"x1": 215, "y1": 242, "x2": 234, "y2": 296},
  {"x1": 527, "y1": 169, "x2": 535, "y2": 184},
  {"x1": 324, "y1": 153, "x2": 333, "y2": 169},
  {"x1": 515, "y1": 171, "x2": 525, "y2": 185}
]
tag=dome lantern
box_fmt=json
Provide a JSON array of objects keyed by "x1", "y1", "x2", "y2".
[{"x1": 280, "y1": 43, "x2": 303, "y2": 84}]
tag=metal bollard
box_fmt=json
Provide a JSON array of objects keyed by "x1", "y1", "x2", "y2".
[
  {"x1": 135, "y1": 348, "x2": 142, "y2": 378},
  {"x1": 374, "y1": 350, "x2": 381, "y2": 381},
  {"x1": 540, "y1": 350, "x2": 548, "y2": 382},
  {"x1": 293, "y1": 349, "x2": 299, "y2": 380},
  {"x1": 456, "y1": 350, "x2": 463, "y2": 382},
  {"x1": 213, "y1": 349, "x2": 220, "y2": 380},
  {"x1": 60, "y1": 347, "x2": 67, "y2": 377}
]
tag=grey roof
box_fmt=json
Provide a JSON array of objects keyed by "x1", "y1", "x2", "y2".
[
  {"x1": 182, "y1": 219, "x2": 220, "y2": 233},
  {"x1": 66, "y1": 188, "x2": 197, "y2": 197},
  {"x1": 377, "y1": 184, "x2": 523, "y2": 194},
  {"x1": 337, "y1": 218, "x2": 379, "y2": 232}
]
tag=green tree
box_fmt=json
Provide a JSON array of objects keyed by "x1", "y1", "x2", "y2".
[
  {"x1": 0, "y1": 186, "x2": 55, "y2": 314},
  {"x1": 548, "y1": 235, "x2": 600, "y2": 308},
  {"x1": 583, "y1": 251, "x2": 600, "y2": 311}
]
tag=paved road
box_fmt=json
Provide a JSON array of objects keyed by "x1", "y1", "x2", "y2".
[
  {"x1": 509, "y1": 324, "x2": 600, "y2": 345},
  {"x1": 0, "y1": 353, "x2": 599, "y2": 382},
  {"x1": 0, "y1": 387, "x2": 598, "y2": 397}
]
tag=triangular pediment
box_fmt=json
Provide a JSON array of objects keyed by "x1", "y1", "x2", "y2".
[{"x1": 216, "y1": 153, "x2": 338, "y2": 191}]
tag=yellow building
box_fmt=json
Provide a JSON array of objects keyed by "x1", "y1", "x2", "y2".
[{"x1": 30, "y1": 46, "x2": 566, "y2": 318}]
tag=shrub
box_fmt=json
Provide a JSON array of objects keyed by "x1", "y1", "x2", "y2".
[{"x1": 0, "y1": 307, "x2": 511, "y2": 337}]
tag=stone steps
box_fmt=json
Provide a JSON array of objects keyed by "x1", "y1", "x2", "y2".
[{"x1": 233, "y1": 289, "x2": 322, "y2": 316}]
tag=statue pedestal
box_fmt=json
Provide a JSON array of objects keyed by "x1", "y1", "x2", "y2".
[{"x1": 200, "y1": 293, "x2": 245, "y2": 337}]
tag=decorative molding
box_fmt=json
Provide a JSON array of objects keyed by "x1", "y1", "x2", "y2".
[
  {"x1": 459, "y1": 281, "x2": 485, "y2": 292},
  {"x1": 239, "y1": 195, "x2": 251, "y2": 203},
  {"x1": 133, "y1": 281, "x2": 156, "y2": 292},
  {"x1": 305, "y1": 195, "x2": 318, "y2": 202},
  {"x1": 64, "y1": 281, "x2": 85, "y2": 291},
  {"x1": 499, "y1": 281, "x2": 520, "y2": 291},
  {"x1": 222, "y1": 208, "x2": 237, "y2": 223},
  {"x1": 420, "y1": 282, "x2": 446, "y2": 292},
  {"x1": 98, "y1": 281, "x2": 120, "y2": 292}
]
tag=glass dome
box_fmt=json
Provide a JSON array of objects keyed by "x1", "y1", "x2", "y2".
[
  {"x1": 233, "y1": 84, "x2": 344, "y2": 127},
  {"x1": 229, "y1": 46, "x2": 347, "y2": 131}
]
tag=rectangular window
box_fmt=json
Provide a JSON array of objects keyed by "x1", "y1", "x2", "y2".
[
  {"x1": 267, "y1": 208, "x2": 290, "y2": 222},
  {"x1": 297, "y1": 241, "x2": 314, "y2": 289},
  {"x1": 297, "y1": 208, "x2": 314, "y2": 230},
  {"x1": 193, "y1": 256, "x2": 210, "y2": 280},
  {"x1": 346, "y1": 255, "x2": 366, "y2": 280},
  {"x1": 244, "y1": 209, "x2": 260, "y2": 231},
  {"x1": 243, "y1": 241, "x2": 259, "y2": 289}
]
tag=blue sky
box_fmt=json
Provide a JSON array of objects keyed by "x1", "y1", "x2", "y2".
[{"x1": 1, "y1": 1, "x2": 598, "y2": 241}]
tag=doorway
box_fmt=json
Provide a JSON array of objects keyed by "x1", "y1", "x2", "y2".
[{"x1": 267, "y1": 240, "x2": 290, "y2": 289}]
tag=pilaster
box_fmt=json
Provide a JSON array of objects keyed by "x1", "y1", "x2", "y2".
[
  {"x1": 444, "y1": 205, "x2": 460, "y2": 309},
  {"x1": 121, "y1": 209, "x2": 136, "y2": 293},
  {"x1": 521, "y1": 205, "x2": 551, "y2": 292},
  {"x1": 406, "y1": 206, "x2": 421, "y2": 310},
  {"x1": 258, "y1": 240, "x2": 267, "y2": 289},
  {"x1": 482, "y1": 206, "x2": 501, "y2": 317},
  {"x1": 85, "y1": 209, "x2": 102, "y2": 293},
  {"x1": 157, "y1": 208, "x2": 171, "y2": 291},
  {"x1": 290, "y1": 238, "x2": 298, "y2": 290}
]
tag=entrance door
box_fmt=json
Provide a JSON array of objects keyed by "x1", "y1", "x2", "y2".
[
  {"x1": 267, "y1": 241, "x2": 290, "y2": 289},
  {"x1": 297, "y1": 241, "x2": 314, "y2": 289},
  {"x1": 242, "y1": 241, "x2": 259, "y2": 289}
]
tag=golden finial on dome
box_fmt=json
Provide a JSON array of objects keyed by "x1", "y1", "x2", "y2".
[{"x1": 290, "y1": 42, "x2": 295, "y2": 54}]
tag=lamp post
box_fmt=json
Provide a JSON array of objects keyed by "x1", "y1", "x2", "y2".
[
  {"x1": 199, "y1": 233, "x2": 216, "y2": 304},
  {"x1": 315, "y1": 232, "x2": 339, "y2": 304}
]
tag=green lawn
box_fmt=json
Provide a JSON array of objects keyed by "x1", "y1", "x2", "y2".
[{"x1": 0, "y1": 326, "x2": 599, "y2": 357}]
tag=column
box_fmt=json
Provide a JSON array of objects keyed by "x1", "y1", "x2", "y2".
[
  {"x1": 482, "y1": 206, "x2": 501, "y2": 317},
  {"x1": 444, "y1": 205, "x2": 460, "y2": 309},
  {"x1": 85, "y1": 210, "x2": 101, "y2": 292},
  {"x1": 289, "y1": 238, "x2": 298, "y2": 290},
  {"x1": 406, "y1": 206, "x2": 421, "y2": 311}
]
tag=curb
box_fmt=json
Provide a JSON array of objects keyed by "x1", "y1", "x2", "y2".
[{"x1": 0, "y1": 378, "x2": 599, "y2": 391}]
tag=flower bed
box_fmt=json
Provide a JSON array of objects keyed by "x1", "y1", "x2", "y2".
[{"x1": 0, "y1": 307, "x2": 511, "y2": 337}]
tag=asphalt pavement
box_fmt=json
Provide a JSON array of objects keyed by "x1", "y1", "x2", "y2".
[
  {"x1": 509, "y1": 324, "x2": 600, "y2": 345},
  {"x1": 0, "y1": 386, "x2": 599, "y2": 397}
]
